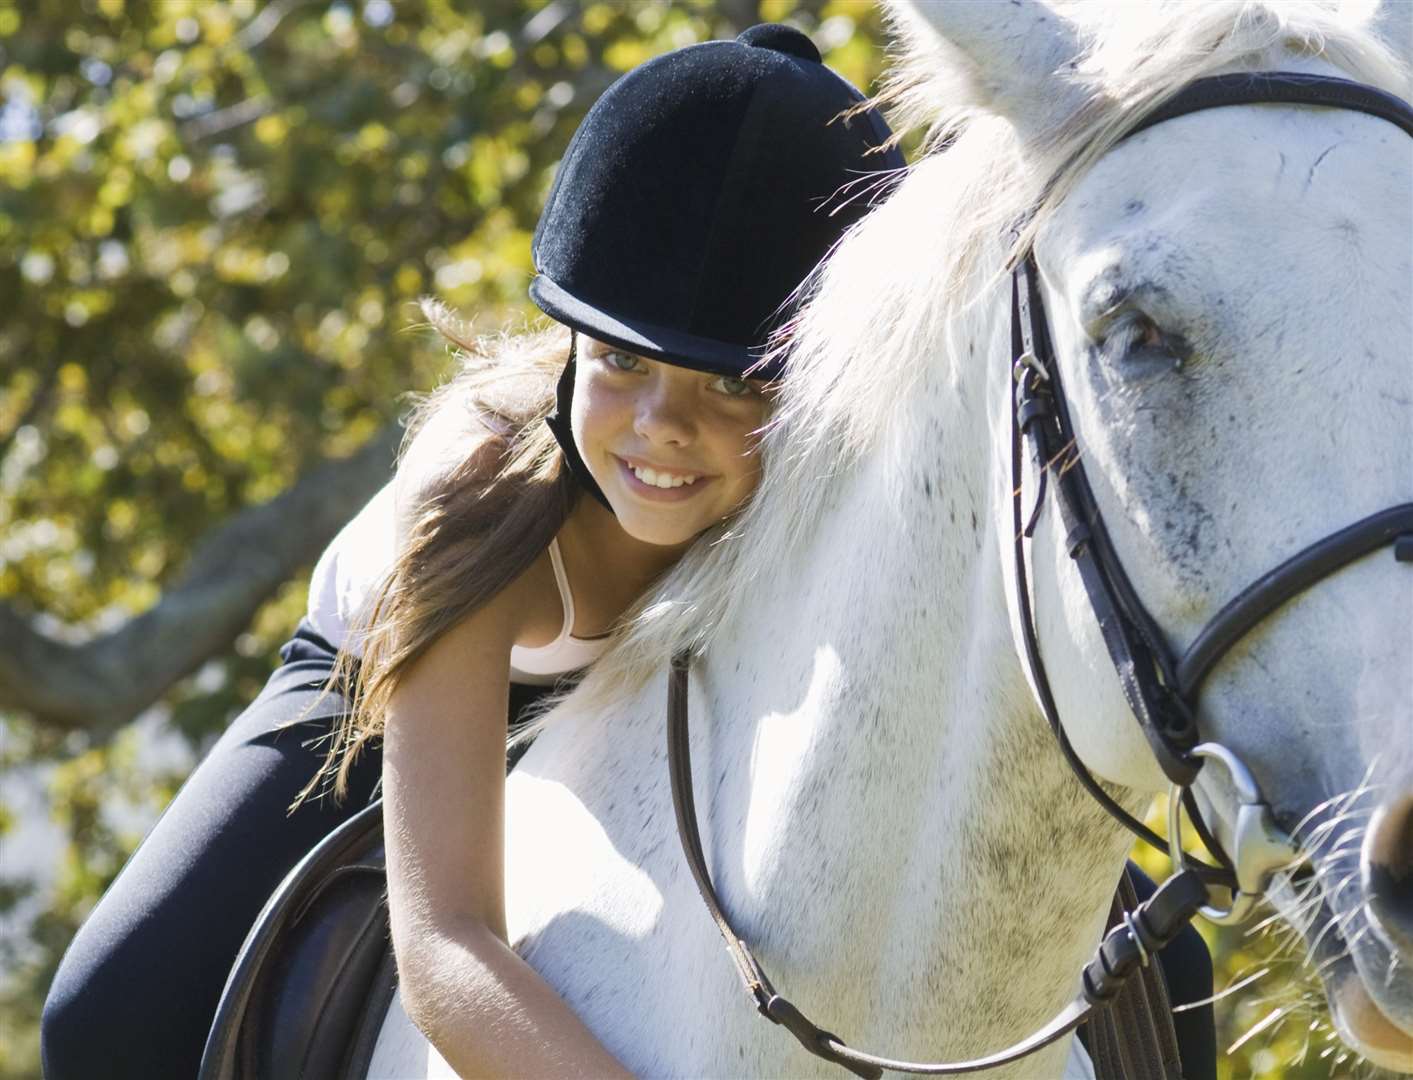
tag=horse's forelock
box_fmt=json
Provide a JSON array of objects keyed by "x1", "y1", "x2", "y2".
[{"x1": 881, "y1": 2, "x2": 1407, "y2": 142}]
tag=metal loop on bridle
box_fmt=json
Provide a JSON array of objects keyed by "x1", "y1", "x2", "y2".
[{"x1": 1167, "y1": 743, "x2": 1305, "y2": 926}]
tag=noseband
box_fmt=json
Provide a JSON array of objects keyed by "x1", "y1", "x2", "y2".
[{"x1": 668, "y1": 71, "x2": 1413, "y2": 1077}]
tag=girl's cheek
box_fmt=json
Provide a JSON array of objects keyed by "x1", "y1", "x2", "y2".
[
  {"x1": 574, "y1": 373, "x2": 623, "y2": 426},
  {"x1": 729, "y1": 460, "x2": 766, "y2": 510},
  {"x1": 571, "y1": 376, "x2": 610, "y2": 453}
]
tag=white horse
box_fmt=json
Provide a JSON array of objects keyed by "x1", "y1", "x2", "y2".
[{"x1": 369, "y1": 1, "x2": 1413, "y2": 1075}]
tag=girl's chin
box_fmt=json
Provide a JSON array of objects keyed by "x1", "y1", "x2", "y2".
[{"x1": 612, "y1": 509, "x2": 704, "y2": 549}]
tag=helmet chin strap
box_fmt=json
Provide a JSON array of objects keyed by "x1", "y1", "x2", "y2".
[{"x1": 545, "y1": 331, "x2": 613, "y2": 512}]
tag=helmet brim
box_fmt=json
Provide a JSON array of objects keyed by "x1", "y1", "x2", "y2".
[{"x1": 530, "y1": 274, "x2": 785, "y2": 382}]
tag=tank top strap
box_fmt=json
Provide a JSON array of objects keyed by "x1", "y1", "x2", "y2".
[{"x1": 546, "y1": 536, "x2": 575, "y2": 643}]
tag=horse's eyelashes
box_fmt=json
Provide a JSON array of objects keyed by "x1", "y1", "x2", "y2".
[{"x1": 1088, "y1": 313, "x2": 1193, "y2": 387}]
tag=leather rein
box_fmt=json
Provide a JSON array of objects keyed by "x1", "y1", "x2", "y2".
[{"x1": 665, "y1": 72, "x2": 1413, "y2": 1078}]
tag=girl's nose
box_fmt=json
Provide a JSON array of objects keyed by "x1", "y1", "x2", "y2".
[{"x1": 634, "y1": 373, "x2": 695, "y2": 446}]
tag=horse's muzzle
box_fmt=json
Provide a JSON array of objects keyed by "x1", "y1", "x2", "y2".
[
  {"x1": 1364, "y1": 792, "x2": 1413, "y2": 958},
  {"x1": 1336, "y1": 790, "x2": 1413, "y2": 1071}
]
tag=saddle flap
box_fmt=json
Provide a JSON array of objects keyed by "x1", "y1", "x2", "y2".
[{"x1": 200, "y1": 799, "x2": 392, "y2": 1080}]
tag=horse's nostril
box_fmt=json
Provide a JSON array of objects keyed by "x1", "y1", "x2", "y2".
[{"x1": 1362, "y1": 792, "x2": 1413, "y2": 956}]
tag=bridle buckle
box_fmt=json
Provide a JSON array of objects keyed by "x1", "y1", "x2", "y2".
[{"x1": 1012, "y1": 350, "x2": 1049, "y2": 386}]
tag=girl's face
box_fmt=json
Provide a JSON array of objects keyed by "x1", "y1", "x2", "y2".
[{"x1": 571, "y1": 336, "x2": 770, "y2": 547}]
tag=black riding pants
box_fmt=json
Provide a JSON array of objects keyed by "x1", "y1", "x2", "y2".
[{"x1": 40, "y1": 622, "x2": 384, "y2": 1080}]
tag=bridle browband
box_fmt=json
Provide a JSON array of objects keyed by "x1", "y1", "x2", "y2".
[{"x1": 667, "y1": 72, "x2": 1413, "y2": 1077}]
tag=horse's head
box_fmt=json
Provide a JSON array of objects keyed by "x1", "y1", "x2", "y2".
[{"x1": 891, "y1": 0, "x2": 1412, "y2": 1069}]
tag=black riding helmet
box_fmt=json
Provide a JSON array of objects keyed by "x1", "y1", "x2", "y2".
[{"x1": 535, "y1": 23, "x2": 904, "y2": 506}]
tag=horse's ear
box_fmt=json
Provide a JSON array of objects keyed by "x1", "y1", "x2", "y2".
[
  {"x1": 1364, "y1": 0, "x2": 1413, "y2": 90},
  {"x1": 883, "y1": 0, "x2": 1088, "y2": 139}
]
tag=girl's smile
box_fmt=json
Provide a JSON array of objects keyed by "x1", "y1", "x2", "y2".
[{"x1": 614, "y1": 453, "x2": 715, "y2": 501}]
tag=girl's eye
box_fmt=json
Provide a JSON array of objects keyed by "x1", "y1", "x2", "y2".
[
  {"x1": 604, "y1": 350, "x2": 642, "y2": 373},
  {"x1": 711, "y1": 374, "x2": 753, "y2": 397}
]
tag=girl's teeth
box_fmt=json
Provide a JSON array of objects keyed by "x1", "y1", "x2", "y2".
[{"x1": 632, "y1": 464, "x2": 698, "y2": 489}]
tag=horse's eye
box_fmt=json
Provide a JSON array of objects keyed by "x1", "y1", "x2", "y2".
[{"x1": 1097, "y1": 313, "x2": 1188, "y2": 379}]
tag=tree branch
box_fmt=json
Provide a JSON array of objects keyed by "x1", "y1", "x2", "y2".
[
  {"x1": 0, "y1": 423, "x2": 402, "y2": 737},
  {"x1": 181, "y1": 95, "x2": 275, "y2": 143}
]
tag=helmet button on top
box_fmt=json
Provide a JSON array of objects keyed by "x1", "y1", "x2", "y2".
[{"x1": 736, "y1": 23, "x2": 821, "y2": 64}]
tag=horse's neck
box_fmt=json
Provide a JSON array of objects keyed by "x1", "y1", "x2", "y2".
[{"x1": 694, "y1": 291, "x2": 1135, "y2": 1057}]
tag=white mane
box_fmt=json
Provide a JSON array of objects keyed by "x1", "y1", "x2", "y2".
[{"x1": 537, "y1": 0, "x2": 1407, "y2": 727}]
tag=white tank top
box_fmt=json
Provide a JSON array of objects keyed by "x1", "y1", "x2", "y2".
[{"x1": 306, "y1": 482, "x2": 609, "y2": 685}]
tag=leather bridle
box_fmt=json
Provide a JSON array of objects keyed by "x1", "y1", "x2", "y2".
[
  {"x1": 1008, "y1": 71, "x2": 1413, "y2": 924},
  {"x1": 668, "y1": 71, "x2": 1413, "y2": 1077}
]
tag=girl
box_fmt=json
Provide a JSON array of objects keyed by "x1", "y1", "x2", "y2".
[{"x1": 42, "y1": 24, "x2": 902, "y2": 1078}]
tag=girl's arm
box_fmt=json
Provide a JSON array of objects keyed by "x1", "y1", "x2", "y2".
[{"x1": 382, "y1": 555, "x2": 632, "y2": 1079}]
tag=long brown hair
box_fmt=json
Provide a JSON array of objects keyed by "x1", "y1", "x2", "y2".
[{"x1": 295, "y1": 303, "x2": 576, "y2": 806}]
